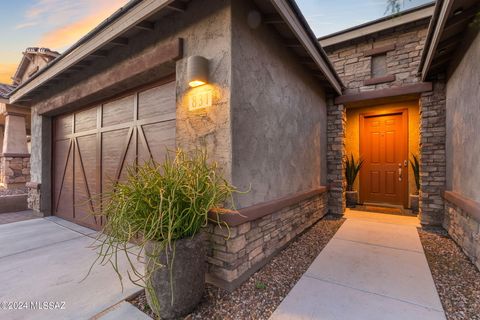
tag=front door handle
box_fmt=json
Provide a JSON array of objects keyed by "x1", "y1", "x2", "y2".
[{"x1": 398, "y1": 163, "x2": 402, "y2": 181}]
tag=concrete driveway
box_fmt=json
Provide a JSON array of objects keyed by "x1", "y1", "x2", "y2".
[{"x1": 0, "y1": 216, "x2": 142, "y2": 320}]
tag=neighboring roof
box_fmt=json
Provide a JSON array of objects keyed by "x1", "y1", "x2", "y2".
[
  {"x1": 12, "y1": 47, "x2": 60, "y2": 86},
  {"x1": 419, "y1": 0, "x2": 480, "y2": 80},
  {"x1": 9, "y1": 0, "x2": 343, "y2": 104},
  {"x1": 0, "y1": 83, "x2": 15, "y2": 100},
  {"x1": 319, "y1": 2, "x2": 436, "y2": 48}
]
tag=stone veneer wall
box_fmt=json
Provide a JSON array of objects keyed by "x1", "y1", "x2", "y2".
[
  {"x1": 419, "y1": 78, "x2": 446, "y2": 225},
  {"x1": 327, "y1": 103, "x2": 346, "y2": 215},
  {"x1": 323, "y1": 18, "x2": 429, "y2": 94},
  {"x1": 0, "y1": 155, "x2": 30, "y2": 188},
  {"x1": 26, "y1": 182, "x2": 41, "y2": 211},
  {"x1": 443, "y1": 198, "x2": 480, "y2": 271},
  {"x1": 205, "y1": 191, "x2": 328, "y2": 290}
]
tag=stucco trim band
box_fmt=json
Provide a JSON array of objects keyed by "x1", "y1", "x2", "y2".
[
  {"x1": 363, "y1": 74, "x2": 396, "y2": 86},
  {"x1": 363, "y1": 44, "x2": 396, "y2": 56},
  {"x1": 209, "y1": 186, "x2": 328, "y2": 227},
  {"x1": 335, "y1": 82, "x2": 432, "y2": 104},
  {"x1": 443, "y1": 191, "x2": 480, "y2": 224},
  {"x1": 36, "y1": 38, "x2": 183, "y2": 115}
]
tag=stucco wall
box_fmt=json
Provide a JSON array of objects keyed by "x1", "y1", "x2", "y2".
[
  {"x1": 230, "y1": 0, "x2": 327, "y2": 207},
  {"x1": 345, "y1": 100, "x2": 420, "y2": 197},
  {"x1": 446, "y1": 31, "x2": 480, "y2": 202}
]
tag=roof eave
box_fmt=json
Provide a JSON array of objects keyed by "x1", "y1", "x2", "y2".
[
  {"x1": 271, "y1": 0, "x2": 343, "y2": 94},
  {"x1": 319, "y1": 2, "x2": 435, "y2": 48}
]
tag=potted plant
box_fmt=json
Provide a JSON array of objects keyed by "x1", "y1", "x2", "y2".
[
  {"x1": 88, "y1": 149, "x2": 238, "y2": 319},
  {"x1": 345, "y1": 154, "x2": 364, "y2": 208},
  {"x1": 410, "y1": 154, "x2": 420, "y2": 213}
]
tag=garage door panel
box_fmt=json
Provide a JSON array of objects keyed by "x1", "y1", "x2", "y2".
[
  {"x1": 55, "y1": 114, "x2": 73, "y2": 140},
  {"x1": 54, "y1": 140, "x2": 74, "y2": 219},
  {"x1": 102, "y1": 128, "x2": 131, "y2": 192},
  {"x1": 75, "y1": 107, "x2": 97, "y2": 133},
  {"x1": 75, "y1": 135, "x2": 97, "y2": 208},
  {"x1": 53, "y1": 80, "x2": 175, "y2": 230},
  {"x1": 143, "y1": 121, "x2": 176, "y2": 163},
  {"x1": 102, "y1": 95, "x2": 134, "y2": 127},
  {"x1": 138, "y1": 82, "x2": 176, "y2": 121}
]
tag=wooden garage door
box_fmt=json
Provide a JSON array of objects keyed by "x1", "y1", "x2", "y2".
[{"x1": 53, "y1": 80, "x2": 176, "y2": 229}]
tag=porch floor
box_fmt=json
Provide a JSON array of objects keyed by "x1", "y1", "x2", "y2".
[{"x1": 270, "y1": 209, "x2": 446, "y2": 320}]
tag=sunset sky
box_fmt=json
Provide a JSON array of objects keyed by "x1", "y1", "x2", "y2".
[{"x1": 0, "y1": 0, "x2": 431, "y2": 84}]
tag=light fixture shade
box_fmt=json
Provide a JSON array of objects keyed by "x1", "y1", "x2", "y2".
[{"x1": 187, "y1": 56, "x2": 209, "y2": 87}]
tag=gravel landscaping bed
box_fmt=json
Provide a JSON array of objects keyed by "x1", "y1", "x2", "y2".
[
  {"x1": 418, "y1": 227, "x2": 480, "y2": 320},
  {"x1": 130, "y1": 214, "x2": 345, "y2": 319}
]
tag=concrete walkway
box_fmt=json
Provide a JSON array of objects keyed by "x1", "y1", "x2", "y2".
[
  {"x1": 0, "y1": 216, "x2": 142, "y2": 320},
  {"x1": 270, "y1": 210, "x2": 446, "y2": 320}
]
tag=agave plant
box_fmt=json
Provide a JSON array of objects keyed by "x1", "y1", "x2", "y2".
[
  {"x1": 410, "y1": 154, "x2": 420, "y2": 194},
  {"x1": 345, "y1": 154, "x2": 364, "y2": 191}
]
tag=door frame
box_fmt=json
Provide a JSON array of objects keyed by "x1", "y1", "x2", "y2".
[{"x1": 359, "y1": 108, "x2": 409, "y2": 208}]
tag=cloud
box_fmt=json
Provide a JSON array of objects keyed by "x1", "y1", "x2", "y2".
[
  {"x1": 14, "y1": 22, "x2": 39, "y2": 30},
  {"x1": 15, "y1": 0, "x2": 127, "y2": 50}
]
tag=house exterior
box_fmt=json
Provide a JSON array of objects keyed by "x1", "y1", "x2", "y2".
[
  {"x1": 5, "y1": 0, "x2": 341, "y2": 290},
  {"x1": 321, "y1": 0, "x2": 480, "y2": 270},
  {"x1": 0, "y1": 47, "x2": 58, "y2": 189},
  {"x1": 419, "y1": 0, "x2": 480, "y2": 271},
  {"x1": 2, "y1": 0, "x2": 479, "y2": 289},
  {"x1": 320, "y1": 3, "x2": 448, "y2": 226}
]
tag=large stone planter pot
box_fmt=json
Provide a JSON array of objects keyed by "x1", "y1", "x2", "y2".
[
  {"x1": 145, "y1": 232, "x2": 206, "y2": 319},
  {"x1": 346, "y1": 191, "x2": 359, "y2": 208},
  {"x1": 410, "y1": 194, "x2": 419, "y2": 213}
]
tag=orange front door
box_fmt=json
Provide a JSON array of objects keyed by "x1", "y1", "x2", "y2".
[{"x1": 360, "y1": 110, "x2": 408, "y2": 207}]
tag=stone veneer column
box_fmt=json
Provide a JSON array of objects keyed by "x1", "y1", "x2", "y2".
[
  {"x1": 327, "y1": 102, "x2": 346, "y2": 215},
  {"x1": 419, "y1": 78, "x2": 447, "y2": 225},
  {"x1": 0, "y1": 105, "x2": 30, "y2": 189}
]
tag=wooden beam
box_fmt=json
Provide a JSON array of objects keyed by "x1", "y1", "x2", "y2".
[
  {"x1": 335, "y1": 82, "x2": 432, "y2": 104},
  {"x1": 110, "y1": 37, "x2": 129, "y2": 46},
  {"x1": 284, "y1": 39, "x2": 302, "y2": 47},
  {"x1": 444, "y1": 5, "x2": 479, "y2": 32},
  {"x1": 134, "y1": 21, "x2": 155, "y2": 30},
  {"x1": 90, "y1": 50, "x2": 109, "y2": 58},
  {"x1": 167, "y1": 2, "x2": 187, "y2": 12},
  {"x1": 263, "y1": 14, "x2": 284, "y2": 24}
]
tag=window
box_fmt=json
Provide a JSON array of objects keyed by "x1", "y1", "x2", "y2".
[{"x1": 371, "y1": 54, "x2": 387, "y2": 78}]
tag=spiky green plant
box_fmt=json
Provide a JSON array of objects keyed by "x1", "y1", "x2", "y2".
[
  {"x1": 86, "y1": 148, "x2": 239, "y2": 316},
  {"x1": 410, "y1": 154, "x2": 420, "y2": 194},
  {"x1": 345, "y1": 154, "x2": 364, "y2": 191}
]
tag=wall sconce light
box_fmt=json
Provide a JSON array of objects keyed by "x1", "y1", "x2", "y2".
[{"x1": 187, "y1": 56, "x2": 209, "y2": 87}]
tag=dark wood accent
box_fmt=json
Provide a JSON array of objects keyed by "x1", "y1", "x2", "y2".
[
  {"x1": 110, "y1": 37, "x2": 129, "y2": 46},
  {"x1": 208, "y1": 187, "x2": 328, "y2": 227},
  {"x1": 444, "y1": 191, "x2": 480, "y2": 224},
  {"x1": 1, "y1": 153, "x2": 30, "y2": 157},
  {"x1": 359, "y1": 108, "x2": 409, "y2": 207},
  {"x1": 363, "y1": 44, "x2": 396, "y2": 57},
  {"x1": 37, "y1": 38, "x2": 183, "y2": 115},
  {"x1": 134, "y1": 21, "x2": 155, "y2": 31},
  {"x1": 90, "y1": 50, "x2": 109, "y2": 58},
  {"x1": 364, "y1": 74, "x2": 396, "y2": 86},
  {"x1": 264, "y1": 14, "x2": 284, "y2": 24},
  {"x1": 335, "y1": 82, "x2": 432, "y2": 105},
  {"x1": 52, "y1": 79, "x2": 176, "y2": 230},
  {"x1": 167, "y1": 2, "x2": 187, "y2": 12},
  {"x1": 285, "y1": 40, "x2": 302, "y2": 47}
]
